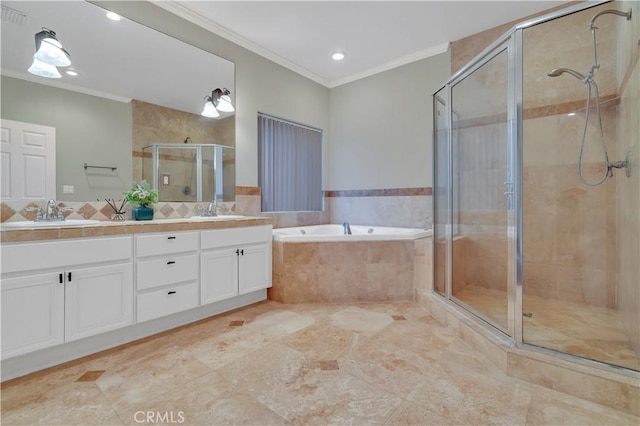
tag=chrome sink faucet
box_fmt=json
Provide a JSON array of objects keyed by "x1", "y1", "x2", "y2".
[
  {"x1": 197, "y1": 200, "x2": 218, "y2": 217},
  {"x1": 26, "y1": 199, "x2": 73, "y2": 221}
]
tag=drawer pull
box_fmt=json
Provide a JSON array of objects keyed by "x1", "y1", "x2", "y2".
[
  {"x1": 167, "y1": 236, "x2": 177, "y2": 240},
  {"x1": 167, "y1": 261, "x2": 176, "y2": 265},
  {"x1": 167, "y1": 290, "x2": 177, "y2": 295}
]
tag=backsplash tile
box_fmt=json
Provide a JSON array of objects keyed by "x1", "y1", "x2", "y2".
[{"x1": 1, "y1": 186, "x2": 433, "y2": 230}]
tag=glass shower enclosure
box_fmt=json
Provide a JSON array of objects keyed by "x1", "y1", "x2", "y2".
[
  {"x1": 142, "y1": 143, "x2": 235, "y2": 203},
  {"x1": 433, "y1": 0, "x2": 639, "y2": 371}
]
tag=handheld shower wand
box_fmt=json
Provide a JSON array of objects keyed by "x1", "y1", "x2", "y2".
[{"x1": 545, "y1": 8, "x2": 633, "y2": 186}]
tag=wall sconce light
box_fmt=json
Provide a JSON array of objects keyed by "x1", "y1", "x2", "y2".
[
  {"x1": 201, "y1": 88, "x2": 234, "y2": 118},
  {"x1": 28, "y1": 28, "x2": 71, "y2": 78}
]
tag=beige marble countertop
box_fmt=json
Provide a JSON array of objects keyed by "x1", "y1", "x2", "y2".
[{"x1": 0, "y1": 216, "x2": 273, "y2": 243}]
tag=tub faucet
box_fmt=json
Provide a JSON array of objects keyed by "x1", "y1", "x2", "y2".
[{"x1": 343, "y1": 222, "x2": 352, "y2": 235}]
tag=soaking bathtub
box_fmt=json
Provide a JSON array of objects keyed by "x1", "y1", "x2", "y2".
[
  {"x1": 272, "y1": 224, "x2": 432, "y2": 242},
  {"x1": 270, "y1": 224, "x2": 433, "y2": 304}
]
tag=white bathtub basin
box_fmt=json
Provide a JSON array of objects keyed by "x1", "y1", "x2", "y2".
[
  {"x1": 1, "y1": 219, "x2": 101, "y2": 229},
  {"x1": 188, "y1": 215, "x2": 245, "y2": 221}
]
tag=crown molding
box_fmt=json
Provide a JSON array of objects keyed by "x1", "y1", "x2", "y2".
[
  {"x1": 152, "y1": 0, "x2": 331, "y2": 87},
  {"x1": 153, "y1": 1, "x2": 449, "y2": 89},
  {"x1": 327, "y1": 42, "x2": 450, "y2": 88},
  {"x1": 1, "y1": 69, "x2": 132, "y2": 103}
]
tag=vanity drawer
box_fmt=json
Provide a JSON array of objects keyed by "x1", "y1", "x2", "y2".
[
  {"x1": 1, "y1": 236, "x2": 132, "y2": 274},
  {"x1": 201, "y1": 225, "x2": 272, "y2": 250},
  {"x1": 137, "y1": 282, "x2": 199, "y2": 323},
  {"x1": 136, "y1": 232, "x2": 198, "y2": 258},
  {"x1": 136, "y1": 253, "x2": 198, "y2": 290}
]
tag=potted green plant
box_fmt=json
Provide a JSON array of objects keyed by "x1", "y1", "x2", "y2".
[{"x1": 124, "y1": 180, "x2": 158, "y2": 221}]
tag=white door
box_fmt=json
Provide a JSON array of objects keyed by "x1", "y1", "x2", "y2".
[
  {"x1": 1, "y1": 272, "x2": 65, "y2": 359},
  {"x1": 200, "y1": 249, "x2": 238, "y2": 304},
  {"x1": 238, "y1": 243, "x2": 271, "y2": 295},
  {"x1": 65, "y1": 263, "x2": 133, "y2": 342},
  {"x1": 0, "y1": 119, "x2": 56, "y2": 201}
]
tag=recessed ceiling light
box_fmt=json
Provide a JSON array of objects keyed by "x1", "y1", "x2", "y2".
[
  {"x1": 65, "y1": 70, "x2": 78, "y2": 77},
  {"x1": 568, "y1": 112, "x2": 576, "y2": 116},
  {"x1": 331, "y1": 51, "x2": 346, "y2": 61},
  {"x1": 106, "y1": 11, "x2": 121, "y2": 21}
]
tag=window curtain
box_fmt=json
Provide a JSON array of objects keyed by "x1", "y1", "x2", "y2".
[{"x1": 258, "y1": 114, "x2": 322, "y2": 212}]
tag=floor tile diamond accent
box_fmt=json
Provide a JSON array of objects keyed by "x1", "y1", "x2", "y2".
[
  {"x1": 318, "y1": 360, "x2": 339, "y2": 371},
  {"x1": 392, "y1": 315, "x2": 407, "y2": 321},
  {"x1": 229, "y1": 320, "x2": 245, "y2": 327},
  {"x1": 76, "y1": 370, "x2": 106, "y2": 382}
]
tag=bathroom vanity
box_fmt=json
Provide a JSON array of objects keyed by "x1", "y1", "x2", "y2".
[{"x1": 0, "y1": 217, "x2": 272, "y2": 381}]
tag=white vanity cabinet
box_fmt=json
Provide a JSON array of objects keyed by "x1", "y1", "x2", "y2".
[
  {"x1": 200, "y1": 225, "x2": 272, "y2": 304},
  {"x1": 0, "y1": 236, "x2": 134, "y2": 359},
  {"x1": 135, "y1": 231, "x2": 200, "y2": 323}
]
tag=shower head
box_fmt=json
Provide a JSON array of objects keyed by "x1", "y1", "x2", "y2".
[
  {"x1": 547, "y1": 68, "x2": 587, "y2": 81},
  {"x1": 589, "y1": 9, "x2": 632, "y2": 30}
]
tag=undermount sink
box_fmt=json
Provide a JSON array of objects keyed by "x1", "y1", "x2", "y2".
[
  {"x1": 189, "y1": 215, "x2": 245, "y2": 221},
  {"x1": 1, "y1": 219, "x2": 101, "y2": 229}
]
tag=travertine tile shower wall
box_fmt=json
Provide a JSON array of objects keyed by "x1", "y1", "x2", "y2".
[
  {"x1": 448, "y1": 2, "x2": 622, "y2": 309},
  {"x1": 616, "y1": 0, "x2": 640, "y2": 355}
]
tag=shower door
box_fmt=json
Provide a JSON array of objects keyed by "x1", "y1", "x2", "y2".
[{"x1": 440, "y1": 44, "x2": 515, "y2": 335}]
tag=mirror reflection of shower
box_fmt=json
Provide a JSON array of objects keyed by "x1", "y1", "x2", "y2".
[{"x1": 547, "y1": 8, "x2": 632, "y2": 186}]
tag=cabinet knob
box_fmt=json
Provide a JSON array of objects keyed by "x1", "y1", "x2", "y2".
[{"x1": 168, "y1": 290, "x2": 177, "y2": 295}]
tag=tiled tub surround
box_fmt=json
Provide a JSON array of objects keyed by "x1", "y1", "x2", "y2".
[
  {"x1": 236, "y1": 186, "x2": 433, "y2": 229},
  {"x1": 270, "y1": 225, "x2": 431, "y2": 304}
]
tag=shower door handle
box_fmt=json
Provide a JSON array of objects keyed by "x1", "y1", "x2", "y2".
[{"x1": 503, "y1": 181, "x2": 514, "y2": 196}]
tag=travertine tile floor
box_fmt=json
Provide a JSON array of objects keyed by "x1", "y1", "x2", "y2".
[
  {"x1": 1, "y1": 301, "x2": 638, "y2": 425},
  {"x1": 454, "y1": 285, "x2": 640, "y2": 371}
]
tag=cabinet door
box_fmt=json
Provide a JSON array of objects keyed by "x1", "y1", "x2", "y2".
[
  {"x1": 238, "y1": 243, "x2": 271, "y2": 295},
  {"x1": 200, "y1": 249, "x2": 238, "y2": 305},
  {"x1": 1, "y1": 273, "x2": 64, "y2": 359},
  {"x1": 65, "y1": 263, "x2": 133, "y2": 342}
]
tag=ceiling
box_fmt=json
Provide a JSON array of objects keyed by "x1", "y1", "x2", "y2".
[{"x1": 156, "y1": 0, "x2": 572, "y2": 88}]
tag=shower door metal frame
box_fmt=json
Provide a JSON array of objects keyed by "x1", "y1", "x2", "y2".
[
  {"x1": 448, "y1": 41, "x2": 515, "y2": 337},
  {"x1": 432, "y1": 0, "x2": 611, "y2": 345}
]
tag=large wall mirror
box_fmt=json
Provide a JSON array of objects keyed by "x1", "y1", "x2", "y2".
[{"x1": 1, "y1": 0, "x2": 235, "y2": 203}]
